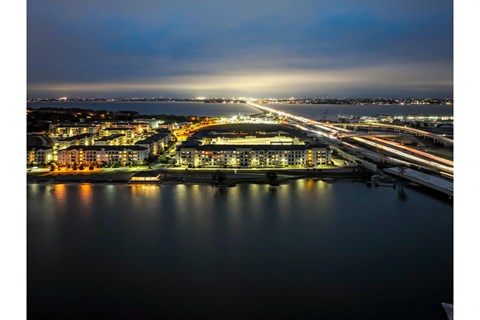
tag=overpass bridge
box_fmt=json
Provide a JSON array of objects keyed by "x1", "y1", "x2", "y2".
[
  {"x1": 337, "y1": 131, "x2": 403, "y2": 139},
  {"x1": 331, "y1": 123, "x2": 454, "y2": 147},
  {"x1": 384, "y1": 167, "x2": 453, "y2": 197},
  {"x1": 246, "y1": 101, "x2": 454, "y2": 176}
]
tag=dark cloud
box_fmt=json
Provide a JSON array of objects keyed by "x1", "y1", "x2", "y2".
[{"x1": 27, "y1": 0, "x2": 453, "y2": 97}]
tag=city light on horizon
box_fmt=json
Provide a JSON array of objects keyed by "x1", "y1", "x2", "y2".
[{"x1": 28, "y1": 62, "x2": 453, "y2": 98}]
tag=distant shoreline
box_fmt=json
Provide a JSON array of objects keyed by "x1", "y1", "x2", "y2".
[{"x1": 27, "y1": 99, "x2": 453, "y2": 106}]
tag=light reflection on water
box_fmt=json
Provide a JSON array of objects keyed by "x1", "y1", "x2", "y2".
[
  {"x1": 130, "y1": 184, "x2": 162, "y2": 212},
  {"x1": 79, "y1": 183, "x2": 92, "y2": 207},
  {"x1": 225, "y1": 184, "x2": 242, "y2": 238},
  {"x1": 104, "y1": 184, "x2": 116, "y2": 207},
  {"x1": 248, "y1": 184, "x2": 263, "y2": 224},
  {"x1": 175, "y1": 184, "x2": 210, "y2": 234},
  {"x1": 173, "y1": 184, "x2": 188, "y2": 216},
  {"x1": 29, "y1": 183, "x2": 39, "y2": 195},
  {"x1": 189, "y1": 185, "x2": 213, "y2": 232},
  {"x1": 53, "y1": 184, "x2": 66, "y2": 208},
  {"x1": 29, "y1": 180, "x2": 424, "y2": 227},
  {"x1": 278, "y1": 183, "x2": 295, "y2": 221},
  {"x1": 305, "y1": 179, "x2": 315, "y2": 190},
  {"x1": 27, "y1": 180, "x2": 453, "y2": 320}
]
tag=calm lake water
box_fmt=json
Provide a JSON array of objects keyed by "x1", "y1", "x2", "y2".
[
  {"x1": 27, "y1": 101, "x2": 453, "y2": 119},
  {"x1": 28, "y1": 181, "x2": 453, "y2": 320}
]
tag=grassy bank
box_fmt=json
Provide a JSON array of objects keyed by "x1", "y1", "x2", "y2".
[{"x1": 27, "y1": 166, "x2": 370, "y2": 185}]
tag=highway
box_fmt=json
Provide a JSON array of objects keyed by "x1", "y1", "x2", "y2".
[
  {"x1": 367, "y1": 137, "x2": 453, "y2": 166},
  {"x1": 315, "y1": 120, "x2": 454, "y2": 169},
  {"x1": 351, "y1": 137, "x2": 453, "y2": 174},
  {"x1": 331, "y1": 122, "x2": 454, "y2": 146},
  {"x1": 246, "y1": 101, "x2": 454, "y2": 176}
]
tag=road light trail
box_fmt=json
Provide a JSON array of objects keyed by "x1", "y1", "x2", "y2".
[
  {"x1": 322, "y1": 121, "x2": 454, "y2": 167},
  {"x1": 368, "y1": 137, "x2": 454, "y2": 166},
  {"x1": 352, "y1": 137, "x2": 453, "y2": 174},
  {"x1": 247, "y1": 101, "x2": 314, "y2": 124},
  {"x1": 247, "y1": 100, "x2": 453, "y2": 175},
  {"x1": 330, "y1": 122, "x2": 454, "y2": 146},
  {"x1": 319, "y1": 121, "x2": 454, "y2": 167}
]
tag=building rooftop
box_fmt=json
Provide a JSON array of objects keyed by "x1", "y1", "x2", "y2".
[
  {"x1": 54, "y1": 124, "x2": 98, "y2": 128},
  {"x1": 178, "y1": 143, "x2": 327, "y2": 151},
  {"x1": 96, "y1": 134, "x2": 125, "y2": 141},
  {"x1": 103, "y1": 127, "x2": 134, "y2": 131},
  {"x1": 178, "y1": 123, "x2": 325, "y2": 151},
  {"x1": 27, "y1": 146, "x2": 53, "y2": 151},
  {"x1": 27, "y1": 134, "x2": 51, "y2": 149},
  {"x1": 103, "y1": 120, "x2": 148, "y2": 123},
  {"x1": 63, "y1": 145, "x2": 148, "y2": 151},
  {"x1": 135, "y1": 132, "x2": 171, "y2": 145},
  {"x1": 58, "y1": 133, "x2": 94, "y2": 142},
  {"x1": 192, "y1": 123, "x2": 303, "y2": 139}
]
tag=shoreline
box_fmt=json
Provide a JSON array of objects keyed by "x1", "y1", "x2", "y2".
[
  {"x1": 27, "y1": 167, "x2": 371, "y2": 186},
  {"x1": 26, "y1": 167, "x2": 453, "y2": 201}
]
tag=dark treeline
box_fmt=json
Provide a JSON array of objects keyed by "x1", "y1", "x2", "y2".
[{"x1": 27, "y1": 107, "x2": 205, "y2": 133}]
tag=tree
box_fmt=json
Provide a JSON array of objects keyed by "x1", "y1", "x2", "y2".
[
  {"x1": 212, "y1": 170, "x2": 226, "y2": 185},
  {"x1": 159, "y1": 156, "x2": 170, "y2": 164},
  {"x1": 89, "y1": 165, "x2": 94, "y2": 170},
  {"x1": 72, "y1": 163, "x2": 78, "y2": 170},
  {"x1": 265, "y1": 171, "x2": 279, "y2": 186},
  {"x1": 147, "y1": 154, "x2": 158, "y2": 164},
  {"x1": 79, "y1": 164, "x2": 85, "y2": 171}
]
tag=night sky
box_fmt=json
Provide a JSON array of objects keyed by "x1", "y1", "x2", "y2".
[{"x1": 27, "y1": 0, "x2": 453, "y2": 98}]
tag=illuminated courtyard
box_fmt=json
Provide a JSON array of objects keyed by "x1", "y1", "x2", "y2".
[{"x1": 175, "y1": 124, "x2": 331, "y2": 168}]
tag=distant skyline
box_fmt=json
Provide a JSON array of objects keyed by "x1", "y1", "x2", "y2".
[
  {"x1": 26, "y1": 95, "x2": 454, "y2": 100},
  {"x1": 28, "y1": 0, "x2": 453, "y2": 98}
]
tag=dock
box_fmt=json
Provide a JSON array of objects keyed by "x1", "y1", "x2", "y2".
[{"x1": 129, "y1": 171, "x2": 163, "y2": 184}]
